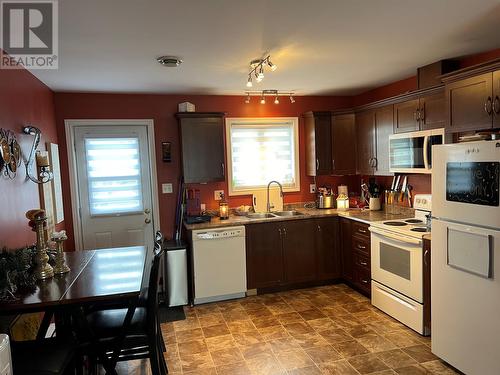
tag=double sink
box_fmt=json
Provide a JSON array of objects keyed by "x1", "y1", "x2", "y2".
[{"x1": 246, "y1": 210, "x2": 305, "y2": 219}]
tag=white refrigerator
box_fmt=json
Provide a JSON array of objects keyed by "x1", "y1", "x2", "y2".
[{"x1": 431, "y1": 140, "x2": 500, "y2": 375}]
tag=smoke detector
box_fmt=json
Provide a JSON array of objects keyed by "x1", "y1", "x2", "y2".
[{"x1": 157, "y1": 56, "x2": 183, "y2": 67}]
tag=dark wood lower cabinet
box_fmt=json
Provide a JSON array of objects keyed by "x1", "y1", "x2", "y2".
[
  {"x1": 316, "y1": 217, "x2": 341, "y2": 281},
  {"x1": 246, "y1": 217, "x2": 370, "y2": 295},
  {"x1": 246, "y1": 217, "x2": 341, "y2": 290},
  {"x1": 245, "y1": 222, "x2": 284, "y2": 289},
  {"x1": 340, "y1": 218, "x2": 354, "y2": 282},
  {"x1": 282, "y1": 220, "x2": 318, "y2": 284}
]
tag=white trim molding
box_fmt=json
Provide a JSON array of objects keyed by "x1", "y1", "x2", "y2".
[{"x1": 64, "y1": 119, "x2": 160, "y2": 251}]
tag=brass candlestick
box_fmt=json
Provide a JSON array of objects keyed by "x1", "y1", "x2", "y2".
[
  {"x1": 51, "y1": 231, "x2": 70, "y2": 274},
  {"x1": 30, "y1": 210, "x2": 54, "y2": 280}
]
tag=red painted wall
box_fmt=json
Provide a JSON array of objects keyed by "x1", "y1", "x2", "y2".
[
  {"x1": 0, "y1": 65, "x2": 63, "y2": 249},
  {"x1": 53, "y1": 94, "x2": 354, "y2": 246}
]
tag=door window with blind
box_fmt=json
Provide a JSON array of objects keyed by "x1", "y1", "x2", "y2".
[
  {"x1": 84, "y1": 137, "x2": 143, "y2": 216},
  {"x1": 225, "y1": 118, "x2": 300, "y2": 195}
]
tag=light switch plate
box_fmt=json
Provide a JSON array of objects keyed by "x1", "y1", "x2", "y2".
[
  {"x1": 310, "y1": 184, "x2": 316, "y2": 194},
  {"x1": 162, "y1": 183, "x2": 173, "y2": 194},
  {"x1": 214, "y1": 190, "x2": 224, "y2": 200}
]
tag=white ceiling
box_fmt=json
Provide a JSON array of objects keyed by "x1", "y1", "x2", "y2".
[{"x1": 31, "y1": 0, "x2": 500, "y2": 95}]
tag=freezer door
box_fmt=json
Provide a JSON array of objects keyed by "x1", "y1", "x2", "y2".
[
  {"x1": 431, "y1": 219, "x2": 500, "y2": 375},
  {"x1": 432, "y1": 141, "x2": 500, "y2": 229}
]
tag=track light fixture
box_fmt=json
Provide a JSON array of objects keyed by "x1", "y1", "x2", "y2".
[
  {"x1": 246, "y1": 55, "x2": 277, "y2": 87},
  {"x1": 244, "y1": 90, "x2": 295, "y2": 105}
]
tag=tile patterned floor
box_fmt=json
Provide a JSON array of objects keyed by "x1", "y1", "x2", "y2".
[{"x1": 118, "y1": 284, "x2": 461, "y2": 375}]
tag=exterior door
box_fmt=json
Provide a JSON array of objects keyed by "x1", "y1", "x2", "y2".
[{"x1": 74, "y1": 125, "x2": 155, "y2": 250}]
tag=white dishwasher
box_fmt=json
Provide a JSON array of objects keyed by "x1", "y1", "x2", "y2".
[{"x1": 191, "y1": 226, "x2": 246, "y2": 304}]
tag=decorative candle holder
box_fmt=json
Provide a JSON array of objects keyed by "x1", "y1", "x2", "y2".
[
  {"x1": 219, "y1": 194, "x2": 229, "y2": 220},
  {"x1": 32, "y1": 211, "x2": 54, "y2": 280},
  {"x1": 51, "y1": 231, "x2": 70, "y2": 274}
]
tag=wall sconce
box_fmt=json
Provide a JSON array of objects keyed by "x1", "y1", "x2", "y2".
[{"x1": 23, "y1": 126, "x2": 53, "y2": 184}]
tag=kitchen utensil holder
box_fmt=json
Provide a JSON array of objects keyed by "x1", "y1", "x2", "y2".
[{"x1": 384, "y1": 190, "x2": 404, "y2": 215}]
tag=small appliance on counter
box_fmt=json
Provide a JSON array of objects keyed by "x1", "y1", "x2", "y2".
[
  {"x1": 317, "y1": 187, "x2": 334, "y2": 209},
  {"x1": 184, "y1": 188, "x2": 211, "y2": 224}
]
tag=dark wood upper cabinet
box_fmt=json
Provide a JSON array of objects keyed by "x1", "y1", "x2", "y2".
[
  {"x1": 355, "y1": 111, "x2": 376, "y2": 175},
  {"x1": 245, "y1": 222, "x2": 284, "y2": 289},
  {"x1": 316, "y1": 217, "x2": 341, "y2": 281},
  {"x1": 419, "y1": 91, "x2": 446, "y2": 130},
  {"x1": 445, "y1": 72, "x2": 493, "y2": 131},
  {"x1": 177, "y1": 113, "x2": 225, "y2": 183},
  {"x1": 339, "y1": 218, "x2": 353, "y2": 282},
  {"x1": 493, "y1": 70, "x2": 500, "y2": 128},
  {"x1": 304, "y1": 112, "x2": 332, "y2": 176},
  {"x1": 374, "y1": 105, "x2": 393, "y2": 175},
  {"x1": 332, "y1": 113, "x2": 356, "y2": 175},
  {"x1": 393, "y1": 99, "x2": 419, "y2": 133}
]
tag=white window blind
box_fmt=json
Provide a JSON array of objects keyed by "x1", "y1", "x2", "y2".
[
  {"x1": 85, "y1": 137, "x2": 143, "y2": 216},
  {"x1": 227, "y1": 118, "x2": 299, "y2": 194}
]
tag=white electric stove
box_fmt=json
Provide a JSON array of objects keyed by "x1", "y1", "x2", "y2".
[{"x1": 369, "y1": 194, "x2": 432, "y2": 335}]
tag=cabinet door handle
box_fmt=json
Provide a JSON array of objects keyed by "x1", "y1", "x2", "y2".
[
  {"x1": 316, "y1": 159, "x2": 320, "y2": 171},
  {"x1": 360, "y1": 261, "x2": 368, "y2": 266},
  {"x1": 485, "y1": 97, "x2": 493, "y2": 115},
  {"x1": 278, "y1": 228, "x2": 282, "y2": 237},
  {"x1": 416, "y1": 109, "x2": 421, "y2": 121},
  {"x1": 372, "y1": 157, "x2": 377, "y2": 169},
  {"x1": 221, "y1": 162, "x2": 225, "y2": 176},
  {"x1": 357, "y1": 228, "x2": 367, "y2": 234},
  {"x1": 494, "y1": 96, "x2": 500, "y2": 114},
  {"x1": 368, "y1": 158, "x2": 373, "y2": 168},
  {"x1": 317, "y1": 224, "x2": 321, "y2": 232},
  {"x1": 361, "y1": 279, "x2": 369, "y2": 284},
  {"x1": 332, "y1": 159, "x2": 335, "y2": 170},
  {"x1": 419, "y1": 108, "x2": 425, "y2": 122},
  {"x1": 283, "y1": 228, "x2": 287, "y2": 236},
  {"x1": 357, "y1": 244, "x2": 367, "y2": 250}
]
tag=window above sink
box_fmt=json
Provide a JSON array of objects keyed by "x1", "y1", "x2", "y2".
[{"x1": 225, "y1": 117, "x2": 300, "y2": 196}]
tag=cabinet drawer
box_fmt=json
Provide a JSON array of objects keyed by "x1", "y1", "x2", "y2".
[
  {"x1": 352, "y1": 222, "x2": 370, "y2": 239},
  {"x1": 353, "y1": 252, "x2": 370, "y2": 271},
  {"x1": 352, "y1": 237, "x2": 370, "y2": 257},
  {"x1": 353, "y1": 265, "x2": 371, "y2": 293}
]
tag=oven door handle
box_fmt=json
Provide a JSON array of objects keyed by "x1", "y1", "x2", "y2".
[
  {"x1": 369, "y1": 227, "x2": 422, "y2": 245},
  {"x1": 423, "y1": 135, "x2": 430, "y2": 170}
]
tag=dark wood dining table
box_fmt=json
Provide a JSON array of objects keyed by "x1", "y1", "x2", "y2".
[{"x1": 0, "y1": 245, "x2": 148, "y2": 326}]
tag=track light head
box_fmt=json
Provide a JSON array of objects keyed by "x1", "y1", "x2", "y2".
[
  {"x1": 246, "y1": 76, "x2": 253, "y2": 88},
  {"x1": 260, "y1": 96, "x2": 266, "y2": 104},
  {"x1": 289, "y1": 95, "x2": 295, "y2": 104},
  {"x1": 245, "y1": 94, "x2": 251, "y2": 104},
  {"x1": 268, "y1": 60, "x2": 277, "y2": 71},
  {"x1": 274, "y1": 96, "x2": 279, "y2": 104}
]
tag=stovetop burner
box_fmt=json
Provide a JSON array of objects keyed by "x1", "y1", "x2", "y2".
[
  {"x1": 405, "y1": 219, "x2": 424, "y2": 224},
  {"x1": 383, "y1": 221, "x2": 408, "y2": 226},
  {"x1": 411, "y1": 227, "x2": 429, "y2": 233}
]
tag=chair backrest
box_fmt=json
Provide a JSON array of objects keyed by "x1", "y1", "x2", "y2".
[
  {"x1": 154, "y1": 231, "x2": 164, "y2": 247},
  {"x1": 145, "y1": 245, "x2": 163, "y2": 334}
]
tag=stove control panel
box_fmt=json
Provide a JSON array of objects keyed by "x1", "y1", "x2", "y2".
[{"x1": 414, "y1": 194, "x2": 432, "y2": 211}]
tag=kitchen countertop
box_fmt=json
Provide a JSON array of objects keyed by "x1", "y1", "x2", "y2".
[{"x1": 184, "y1": 207, "x2": 413, "y2": 231}]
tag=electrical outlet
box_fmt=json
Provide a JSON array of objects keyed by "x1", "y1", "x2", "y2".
[
  {"x1": 162, "y1": 183, "x2": 173, "y2": 194},
  {"x1": 214, "y1": 190, "x2": 224, "y2": 200},
  {"x1": 310, "y1": 184, "x2": 316, "y2": 194}
]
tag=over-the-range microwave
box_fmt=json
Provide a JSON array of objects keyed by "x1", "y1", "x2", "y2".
[{"x1": 389, "y1": 128, "x2": 451, "y2": 174}]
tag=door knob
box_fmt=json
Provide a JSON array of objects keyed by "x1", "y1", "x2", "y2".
[{"x1": 145, "y1": 218, "x2": 151, "y2": 224}]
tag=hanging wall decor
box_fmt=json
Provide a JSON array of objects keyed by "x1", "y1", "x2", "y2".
[
  {"x1": 0, "y1": 128, "x2": 22, "y2": 179},
  {"x1": 23, "y1": 126, "x2": 53, "y2": 184}
]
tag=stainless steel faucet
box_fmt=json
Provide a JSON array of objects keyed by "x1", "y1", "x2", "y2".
[{"x1": 267, "y1": 180, "x2": 284, "y2": 212}]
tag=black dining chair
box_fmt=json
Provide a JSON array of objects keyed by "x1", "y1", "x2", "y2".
[
  {"x1": 84, "y1": 244, "x2": 167, "y2": 375},
  {"x1": 10, "y1": 337, "x2": 76, "y2": 375}
]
